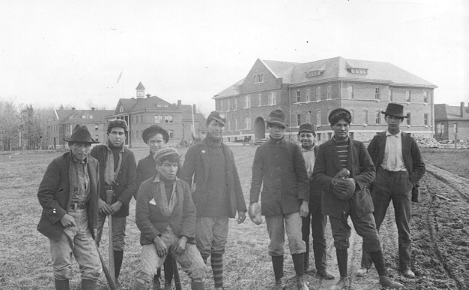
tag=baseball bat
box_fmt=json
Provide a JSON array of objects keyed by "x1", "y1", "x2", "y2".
[
  {"x1": 95, "y1": 241, "x2": 118, "y2": 290},
  {"x1": 106, "y1": 190, "x2": 116, "y2": 284}
]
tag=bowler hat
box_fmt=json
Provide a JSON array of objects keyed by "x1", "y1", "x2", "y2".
[
  {"x1": 266, "y1": 109, "x2": 287, "y2": 128},
  {"x1": 298, "y1": 123, "x2": 315, "y2": 135},
  {"x1": 142, "y1": 125, "x2": 169, "y2": 143},
  {"x1": 328, "y1": 108, "x2": 352, "y2": 124},
  {"x1": 108, "y1": 119, "x2": 128, "y2": 132},
  {"x1": 206, "y1": 111, "x2": 226, "y2": 126},
  {"x1": 381, "y1": 103, "x2": 407, "y2": 118},
  {"x1": 154, "y1": 147, "x2": 179, "y2": 164},
  {"x1": 63, "y1": 125, "x2": 99, "y2": 144}
]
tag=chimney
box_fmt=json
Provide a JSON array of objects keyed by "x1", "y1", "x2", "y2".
[
  {"x1": 146, "y1": 94, "x2": 151, "y2": 98},
  {"x1": 461, "y1": 102, "x2": 465, "y2": 117},
  {"x1": 177, "y1": 100, "x2": 181, "y2": 108},
  {"x1": 193, "y1": 104, "x2": 197, "y2": 114},
  {"x1": 91, "y1": 107, "x2": 95, "y2": 111}
]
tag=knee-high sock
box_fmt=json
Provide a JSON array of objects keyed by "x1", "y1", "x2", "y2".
[
  {"x1": 292, "y1": 253, "x2": 305, "y2": 277},
  {"x1": 336, "y1": 248, "x2": 348, "y2": 278},
  {"x1": 114, "y1": 250, "x2": 124, "y2": 280},
  {"x1": 271, "y1": 255, "x2": 284, "y2": 281},
  {"x1": 163, "y1": 255, "x2": 174, "y2": 283},
  {"x1": 211, "y1": 253, "x2": 224, "y2": 288}
]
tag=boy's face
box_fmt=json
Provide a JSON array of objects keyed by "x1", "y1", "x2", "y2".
[
  {"x1": 147, "y1": 133, "x2": 166, "y2": 154},
  {"x1": 299, "y1": 132, "x2": 315, "y2": 148},
  {"x1": 157, "y1": 160, "x2": 178, "y2": 180},
  {"x1": 108, "y1": 127, "x2": 126, "y2": 147},
  {"x1": 331, "y1": 119, "x2": 350, "y2": 141},
  {"x1": 268, "y1": 124, "x2": 285, "y2": 140}
]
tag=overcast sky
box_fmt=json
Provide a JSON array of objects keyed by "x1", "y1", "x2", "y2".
[{"x1": 1, "y1": 0, "x2": 468, "y2": 116}]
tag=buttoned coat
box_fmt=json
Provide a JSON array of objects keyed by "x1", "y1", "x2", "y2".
[
  {"x1": 136, "y1": 176, "x2": 196, "y2": 245},
  {"x1": 250, "y1": 138, "x2": 309, "y2": 217},
  {"x1": 37, "y1": 152, "x2": 100, "y2": 242},
  {"x1": 90, "y1": 144, "x2": 137, "y2": 217},
  {"x1": 367, "y1": 131, "x2": 425, "y2": 187},
  {"x1": 312, "y1": 138, "x2": 375, "y2": 218},
  {"x1": 181, "y1": 138, "x2": 247, "y2": 218}
]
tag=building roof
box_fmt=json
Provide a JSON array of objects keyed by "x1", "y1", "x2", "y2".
[
  {"x1": 136, "y1": 82, "x2": 145, "y2": 90},
  {"x1": 215, "y1": 56, "x2": 437, "y2": 98},
  {"x1": 435, "y1": 104, "x2": 469, "y2": 121},
  {"x1": 60, "y1": 110, "x2": 114, "y2": 124}
]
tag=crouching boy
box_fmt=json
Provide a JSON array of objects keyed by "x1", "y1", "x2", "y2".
[{"x1": 132, "y1": 147, "x2": 206, "y2": 290}]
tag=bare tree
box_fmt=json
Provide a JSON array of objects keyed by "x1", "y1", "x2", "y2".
[{"x1": 0, "y1": 99, "x2": 20, "y2": 151}]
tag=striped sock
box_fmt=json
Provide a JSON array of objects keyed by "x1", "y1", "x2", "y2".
[{"x1": 211, "y1": 253, "x2": 224, "y2": 288}]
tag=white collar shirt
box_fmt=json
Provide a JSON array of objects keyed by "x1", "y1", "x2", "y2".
[{"x1": 382, "y1": 130, "x2": 407, "y2": 171}]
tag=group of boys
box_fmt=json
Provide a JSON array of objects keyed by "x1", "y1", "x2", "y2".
[{"x1": 37, "y1": 102, "x2": 424, "y2": 290}]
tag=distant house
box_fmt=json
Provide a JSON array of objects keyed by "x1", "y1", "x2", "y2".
[
  {"x1": 434, "y1": 102, "x2": 469, "y2": 141},
  {"x1": 214, "y1": 57, "x2": 437, "y2": 143},
  {"x1": 107, "y1": 82, "x2": 206, "y2": 147},
  {"x1": 47, "y1": 108, "x2": 114, "y2": 149}
]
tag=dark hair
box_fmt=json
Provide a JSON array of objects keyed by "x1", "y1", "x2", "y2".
[
  {"x1": 330, "y1": 112, "x2": 352, "y2": 126},
  {"x1": 69, "y1": 141, "x2": 90, "y2": 147},
  {"x1": 156, "y1": 154, "x2": 180, "y2": 166}
]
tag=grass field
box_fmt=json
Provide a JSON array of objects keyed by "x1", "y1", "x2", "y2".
[{"x1": 1, "y1": 145, "x2": 468, "y2": 289}]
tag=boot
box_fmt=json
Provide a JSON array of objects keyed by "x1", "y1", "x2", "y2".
[
  {"x1": 330, "y1": 277, "x2": 349, "y2": 290},
  {"x1": 153, "y1": 277, "x2": 161, "y2": 290},
  {"x1": 81, "y1": 279, "x2": 97, "y2": 290},
  {"x1": 164, "y1": 281, "x2": 172, "y2": 290},
  {"x1": 379, "y1": 276, "x2": 403, "y2": 289},
  {"x1": 55, "y1": 279, "x2": 70, "y2": 290},
  {"x1": 133, "y1": 279, "x2": 148, "y2": 290},
  {"x1": 317, "y1": 268, "x2": 335, "y2": 280},
  {"x1": 191, "y1": 280, "x2": 205, "y2": 290},
  {"x1": 297, "y1": 276, "x2": 309, "y2": 290},
  {"x1": 272, "y1": 278, "x2": 285, "y2": 290}
]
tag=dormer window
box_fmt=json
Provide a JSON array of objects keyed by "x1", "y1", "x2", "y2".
[
  {"x1": 119, "y1": 105, "x2": 124, "y2": 112},
  {"x1": 348, "y1": 68, "x2": 368, "y2": 75},
  {"x1": 305, "y1": 70, "x2": 324, "y2": 78}
]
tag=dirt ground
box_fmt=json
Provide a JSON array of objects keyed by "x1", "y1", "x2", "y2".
[{"x1": 0, "y1": 147, "x2": 468, "y2": 289}]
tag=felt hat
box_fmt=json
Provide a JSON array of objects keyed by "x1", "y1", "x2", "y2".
[
  {"x1": 108, "y1": 119, "x2": 128, "y2": 132},
  {"x1": 381, "y1": 103, "x2": 407, "y2": 118},
  {"x1": 298, "y1": 123, "x2": 315, "y2": 135},
  {"x1": 328, "y1": 108, "x2": 352, "y2": 124},
  {"x1": 63, "y1": 125, "x2": 99, "y2": 143},
  {"x1": 142, "y1": 125, "x2": 169, "y2": 143},
  {"x1": 154, "y1": 147, "x2": 179, "y2": 164},
  {"x1": 206, "y1": 111, "x2": 226, "y2": 126},
  {"x1": 266, "y1": 109, "x2": 287, "y2": 128}
]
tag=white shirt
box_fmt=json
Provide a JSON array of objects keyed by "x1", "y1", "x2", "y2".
[
  {"x1": 301, "y1": 145, "x2": 316, "y2": 179},
  {"x1": 382, "y1": 131, "x2": 407, "y2": 172}
]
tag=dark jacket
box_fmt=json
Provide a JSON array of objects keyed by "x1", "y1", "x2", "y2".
[
  {"x1": 136, "y1": 176, "x2": 196, "y2": 245},
  {"x1": 250, "y1": 137, "x2": 309, "y2": 216},
  {"x1": 37, "y1": 152, "x2": 100, "y2": 241},
  {"x1": 312, "y1": 138, "x2": 375, "y2": 218},
  {"x1": 367, "y1": 131, "x2": 425, "y2": 186},
  {"x1": 181, "y1": 138, "x2": 247, "y2": 218},
  {"x1": 90, "y1": 144, "x2": 137, "y2": 217}
]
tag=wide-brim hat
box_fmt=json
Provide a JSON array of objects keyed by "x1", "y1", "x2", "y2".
[
  {"x1": 381, "y1": 103, "x2": 407, "y2": 118},
  {"x1": 266, "y1": 109, "x2": 287, "y2": 128},
  {"x1": 142, "y1": 125, "x2": 169, "y2": 143},
  {"x1": 63, "y1": 125, "x2": 99, "y2": 144},
  {"x1": 298, "y1": 123, "x2": 315, "y2": 135},
  {"x1": 108, "y1": 119, "x2": 128, "y2": 132},
  {"x1": 206, "y1": 111, "x2": 226, "y2": 126}
]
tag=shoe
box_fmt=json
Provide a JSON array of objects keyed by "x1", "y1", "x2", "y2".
[
  {"x1": 272, "y1": 278, "x2": 286, "y2": 290},
  {"x1": 164, "y1": 281, "x2": 172, "y2": 290},
  {"x1": 153, "y1": 278, "x2": 162, "y2": 290},
  {"x1": 379, "y1": 276, "x2": 403, "y2": 289},
  {"x1": 297, "y1": 276, "x2": 309, "y2": 290},
  {"x1": 356, "y1": 267, "x2": 369, "y2": 277},
  {"x1": 402, "y1": 269, "x2": 416, "y2": 278},
  {"x1": 317, "y1": 269, "x2": 335, "y2": 280},
  {"x1": 330, "y1": 277, "x2": 349, "y2": 290}
]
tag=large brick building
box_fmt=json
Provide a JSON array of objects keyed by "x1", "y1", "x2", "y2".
[
  {"x1": 213, "y1": 57, "x2": 437, "y2": 143},
  {"x1": 434, "y1": 102, "x2": 469, "y2": 141},
  {"x1": 108, "y1": 82, "x2": 206, "y2": 147}
]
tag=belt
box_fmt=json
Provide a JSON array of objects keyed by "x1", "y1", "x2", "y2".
[{"x1": 69, "y1": 202, "x2": 87, "y2": 210}]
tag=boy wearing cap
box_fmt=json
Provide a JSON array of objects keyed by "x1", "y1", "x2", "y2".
[
  {"x1": 136, "y1": 125, "x2": 175, "y2": 289},
  {"x1": 37, "y1": 125, "x2": 101, "y2": 290},
  {"x1": 312, "y1": 108, "x2": 403, "y2": 289},
  {"x1": 250, "y1": 109, "x2": 310, "y2": 290},
  {"x1": 181, "y1": 111, "x2": 247, "y2": 290},
  {"x1": 298, "y1": 123, "x2": 334, "y2": 280},
  {"x1": 358, "y1": 103, "x2": 425, "y2": 279},
  {"x1": 90, "y1": 119, "x2": 137, "y2": 283},
  {"x1": 133, "y1": 147, "x2": 206, "y2": 290}
]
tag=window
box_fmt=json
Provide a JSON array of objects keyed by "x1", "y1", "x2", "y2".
[
  {"x1": 424, "y1": 113, "x2": 429, "y2": 126},
  {"x1": 423, "y1": 90, "x2": 428, "y2": 103},
  {"x1": 296, "y1": 90, "x2": 301, "y2": 102},
  {"x1": 220, "y1": 100, "x2": 224, "y2": 111},
  {"x1": 136, "y1": 130, "x2": 139, "y2": 139},
  {"x1": 165, "y1": 115, "x2": 173, "y2": 123},
  {"x1": 258, "y1": 94, "x2": 262, "y2": 106},
  {"x1": 234, "y1": 119, "x2": 238, "y2": 131},
  {"x1": 316, "y1": 87, "x2": 321, "y2": 100},
  {"x1": 375, "y1": 88, "x2": 380, "y2": 100},
  {"x1": 317, "y1": 111, "x2": 321, "y2": 125},
  {"x1": 234, "y1": 98, "x2": 237, "y2": 110},
  {"x1": 306, "y1": 70, "x2": 324, "y2": 77},
  {"x1": 406, "y1": 113, "x2": 411, "y2": 125},
  {"x1": 306, "y1": 89, "x2": 311, "y2": 102},
  {"x1": 439, "y1": 123, "x2": 445, "y2": 134},
  {"x1": 317, "y1": 133, "x2": 321, "y2": 142},
  {"x1": 390, "y1": 89, "x2": 393, "y2": 101},
  {"x1": 268, "y1": 92, "x2": 276, "y2": 106},
  {"x1": 227, "y1": 120, "x2": 231, "y2": 131},
  {"x1": 155, "y1": 115, "x2": 162, "y2": 123},
  {"x1": 327, "y1": 86, "x2": 331, "y2": 99},
  {"x1": 141, "y1": 115, "x2": 144, "y2": 124},
  {"x1": 254, "y1": 74, "x2": 264, "y2": 83},
  {"x1": 406, "y1": 90, "x2": 411, "y2": 102},
  {"x1": 119, "y1": 105, "x2": 124, "y2": 113},
  {"x1": 364, "y1": 110, "x2": 368, "y2": 124},
  {"x1": 297, "y1": 114, "x2": 301, "y2": 126},
  {"x1": 244, "y1": 117, "x2": 251, "y2": 129},
  {"x1": 347, "y1": 85, "x2": 354, "y2": 99},
  {"x1": 89, "y1": 115, "x2": 93, "y2": 119},
  {"x1": 349, "y1": 110, "x2": 355, "y2": 124},
  {"x1": 306, "y1": 112, "x2": 311, "y2": 123},
  {"x1": 95, "y1": 135, "x2": 99, "y2": 141},
  {"x1": 95, "y1": 124, "x2": 99, "y2": 130},
  {"x1": 349, "y1": 68, "x2": 367, "y2": 74},
  {"x1": 244, "y1": 95, "x2": 251, "y2": 108},
  {"x1": 168, "y1": 130, "x2": 174, "y2": 138},
  {"x1": 375, "y1": 111, "x2": 381, "y2": 124}
]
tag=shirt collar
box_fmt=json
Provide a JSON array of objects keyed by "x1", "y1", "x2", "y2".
[
  {"x1": 153, "y1": 173, "x2": 178, "y2": 183},
  {"x1": 105, "y1": 139, "x2": 125, "y2": 153},
  {"x1": 70, "y1": 151, "x2": 88, "y2": 165},
  {"x1": 386, "y1": 130, "x2": 401, "y2": 137}
]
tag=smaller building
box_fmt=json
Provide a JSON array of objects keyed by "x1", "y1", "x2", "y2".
[
  {"x1": 434, "y1": 102, "x2": 469, "y2": 141},
  {"x1": 47, "y1": 108, "x2": 114, "y2": 149}
]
